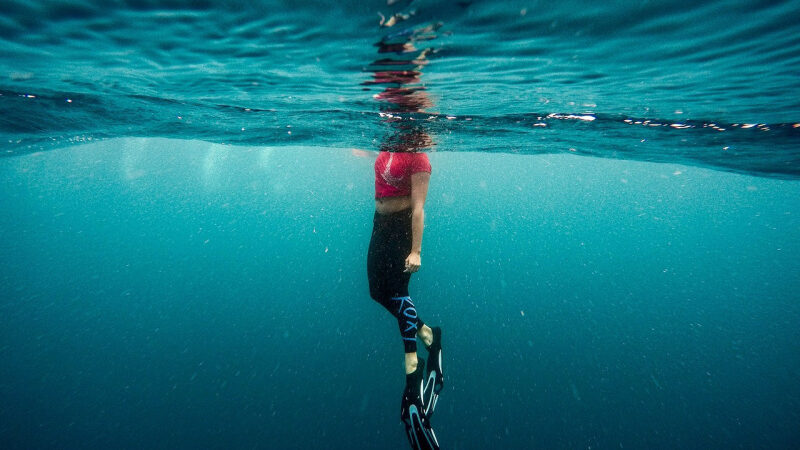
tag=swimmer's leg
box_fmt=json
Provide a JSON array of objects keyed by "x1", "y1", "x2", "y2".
[{"x1": 390, "y1": 295, "x2": 426, "y2": 374}]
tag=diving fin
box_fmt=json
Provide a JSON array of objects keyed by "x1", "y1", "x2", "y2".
[
  {"x1": 401, "y1": 360, "x2": 440, "y2": 450},
  {"x1": 423, "y1": 326, "x2": 443, "y2": 418}
]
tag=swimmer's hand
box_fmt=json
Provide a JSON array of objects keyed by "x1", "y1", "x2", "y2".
[{"x1": 404, "y1": 251, "x2": 421, "y2": 273}]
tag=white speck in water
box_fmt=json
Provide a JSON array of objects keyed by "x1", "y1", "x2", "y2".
[
  {"x1": 650, "y1": 374, "x2": 662, "y2": 389},
  {"x1": 570, "y1": 383, "x2": 581, "y2": 401}
]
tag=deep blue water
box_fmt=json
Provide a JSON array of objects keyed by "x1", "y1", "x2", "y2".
[{"x1": 1, "y1": 1, "x2": 800, "y2": 449}]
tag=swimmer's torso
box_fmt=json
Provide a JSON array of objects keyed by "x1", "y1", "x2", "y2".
[
  {"x1": 374, "y1": 151, "x2": 431, "y2": 214},
  {"x1": 375, "y1": 195, "x2": 412, "y2": 214}
]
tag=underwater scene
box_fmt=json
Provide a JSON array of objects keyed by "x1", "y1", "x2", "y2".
[{"x1": 1, "y1": 1, "x2": 799, "y2": 449}]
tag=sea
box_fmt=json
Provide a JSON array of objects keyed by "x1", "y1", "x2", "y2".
[{"x1": 1, "y1": 1, "x2": 799, "y2": 449}]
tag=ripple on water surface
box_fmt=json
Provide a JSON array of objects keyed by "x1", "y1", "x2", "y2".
[{"x1": 0, "y1": 0, "x2": 798, "y2": 177}]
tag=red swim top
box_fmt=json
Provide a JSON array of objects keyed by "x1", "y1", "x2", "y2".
[{"x1": 375, "y1": 151, "x2": 432, "y2": 198}]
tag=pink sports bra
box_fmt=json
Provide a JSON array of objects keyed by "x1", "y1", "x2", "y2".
[{"x1": 374, "y1": 151, "x2": 431, "y2": 198}]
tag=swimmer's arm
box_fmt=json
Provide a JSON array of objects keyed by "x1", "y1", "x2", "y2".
[{"x1": 405, "y1": 171, "x2": 430, "y2": 272}]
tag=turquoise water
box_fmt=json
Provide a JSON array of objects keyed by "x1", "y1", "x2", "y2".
[{"x1": 2, "y1": 1, "x2": 800, "y2": 449}]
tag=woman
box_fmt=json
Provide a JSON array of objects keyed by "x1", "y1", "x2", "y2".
[{"x1": 367, "y1": 145, "x2": 443, "y2": 450}]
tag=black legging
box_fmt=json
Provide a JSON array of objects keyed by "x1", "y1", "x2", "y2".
[{"x1": 367, "y1": 208, "x2": 426, "y2": 353}]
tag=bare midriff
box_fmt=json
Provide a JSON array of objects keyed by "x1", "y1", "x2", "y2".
[{"x1": 375, "y1": 195, "x2": 411, "y2": 214}]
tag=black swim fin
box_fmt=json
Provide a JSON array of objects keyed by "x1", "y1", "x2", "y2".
[
  {"x1": 401, "y1": 360, "x2": 440, "y2": 450},
  {"x1": 423, "y1": 326, "x2": 443, "y2": 418}
]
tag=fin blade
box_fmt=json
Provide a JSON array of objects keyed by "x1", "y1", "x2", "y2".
[{"x1": 405, "y1": 405, "x2": 440, "y2": 450}]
